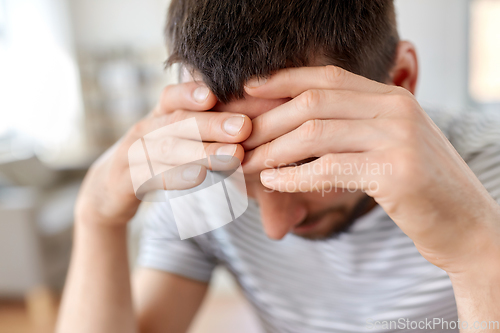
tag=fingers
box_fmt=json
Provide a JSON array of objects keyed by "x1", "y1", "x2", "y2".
[
  {"x1": 189, "y1": 112, "x2": 251, "y2": 143},
  {"x1": 163, "y1": 164, "x2": 207, "y2": 190},
  {"x1": 135, "y1": 164, "x2": 208, "y2": 197},
  {"x1": 133, "y1": 111, "x2": 252, "y2": 144},
  {"x1": 148, "y1": 138, "x2": 244, "y2": 169},
  {"x1": 243, "y1": 119, "x2": 383, "y2": 174},
  {"x1": 259, "y1": 152, "x2": 379, "y2": 194},
  {"x1": 154, "y1": 81, "x2": 218, "y2": 116},
  {"x1": 130, "y1": 139, "x2": 244, "y2": 197},
  {"x1": 244, "y1": 65, "x2": 396, "y2": 99},
  {"x1": 154, "y1": 152, "x2": 241, "y2": 193},
  {"x1": 243, "y1": 90, "x2": 389, "y2": 150}
]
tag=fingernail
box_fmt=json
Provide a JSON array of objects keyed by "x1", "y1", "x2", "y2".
[
  {"x1": 260, "y1": 170, "x2": 277, "y2": 183},
  {"x1": 216, "y1": 144, "x2": 237, "y2": 162},
  {"x1": 182, "y1": 165, "x2": 202, "y2": 181},
  {"x1": 193, "y1": 86, "x2": 210, "y2": 103},
  {"x1": 223, "y1": 116, "x2": 245, "y2": 136},
  {"x1": 246, "y1": 77, "x2": 267, "y2": 88}
]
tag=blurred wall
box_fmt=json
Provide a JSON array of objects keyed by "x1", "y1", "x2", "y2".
[
  {"x1": 395, "y1": 0, "x2": 470, "y2": 111},
  {"x1": 68, "y1": 0, "x2": 168, "y2": 51},
  {"x1": 66, "y1": 0, "x2": 176, "y2": 150},
  {"x1": 68, "y1": 0, "x2": 472, "y2": 112},
  {"x1": 0, "y1": 0, "x2": 84, "y2": 155}
]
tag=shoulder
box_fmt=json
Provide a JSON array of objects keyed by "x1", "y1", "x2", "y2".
[{"x1": 425, "y1": 106, "x2": 500, "y2": 162}]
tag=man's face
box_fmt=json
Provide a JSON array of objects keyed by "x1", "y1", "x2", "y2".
[
  {"x1": 217, "y1": 93, "x2": 375, "y2": 240},
  {"x1": 183, "y1": 70, "x2": 373, "y2": 241}
]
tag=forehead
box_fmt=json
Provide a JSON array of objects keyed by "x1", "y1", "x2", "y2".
[{"x1": 180, "y1": 66, "x2": 291, "y2": 119}]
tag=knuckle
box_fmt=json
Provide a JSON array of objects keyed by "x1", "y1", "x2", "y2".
[
  {"x1": 193, "y1": 142, "x2": 207, "y2": 159},
  {"x1": 321, "y1": 153, "x2": 335, "y2": 166},
  {"x1": 131, "y1": 121, "x2": 147, "y2": 137},
  {"x1": 154, "y1": 114, "x2": 171, "y2": 128},
  {"x1": 298, "y1": 119, "x2": 323, "y2": 143},
  {"x1": 254, "y1": 115, "x2": 269, "y2": 137},
  {"x1": 393, "y1": 119, "x2": 419, "y2": 142},
  {"x1": 159, "y1": 85, "x2": 174, "y2": 110},
  {"x1": 277, "y1": 166, "x2": 299, "y2": 185},
  {"x1": 296, "y1": 89, "x2": 322, "y2": 113},
  {"x1": 259, "y1": 141, "x2": 273, "y2": 160},
  {"x1": 324, "y1": 65, "x2": 345, "y2": 85},
  {"x1": 167, "y1": 109, "x2": 186, "y2": 125},
  {"x1": 163, "y1": 135, "x2": 179, "y2": 152},
  {"x1": 391, "y1": 94, "x2": 417, "y2": 116},
  {"x1": 393, "y1": 86, "x2": 413, "y2": 97},
  {"x1": 206, "y1": 114, "x2": 220, "y2": 138}
]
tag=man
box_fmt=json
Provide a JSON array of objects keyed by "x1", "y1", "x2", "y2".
[{"x1": 57, "y1": 0, "x2": 500, "y2": 332}]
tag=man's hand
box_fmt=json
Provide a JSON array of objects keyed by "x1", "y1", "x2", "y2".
[
  {"x1": 75, "y1": 81, "x2": 251, "y2": 227},
  {"x1": 58, "y1": 82, "x2": 252, "y2": 333},
  {"x1": 242, "y1": 66, "x2": 500, "y2": 275}
]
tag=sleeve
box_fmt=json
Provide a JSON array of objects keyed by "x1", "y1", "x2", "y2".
[
  {"x1": 466, "y1": 143, "x2": 500, "y2": 204},
  {"x1": 449, "y1": 108, "x2": 500, "y2": 204},
  {"x1": 136, "y1": 199, "x2": 218, "y2": 283}
]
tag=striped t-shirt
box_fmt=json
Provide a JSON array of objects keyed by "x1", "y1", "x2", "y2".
[{"x1": 138, "y1": 107, "x2": 500, "y2": 333}]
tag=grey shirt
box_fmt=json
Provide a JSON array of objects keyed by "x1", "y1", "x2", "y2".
[{"x1": 138, "y1": 107, "x2": 500, "y2": 333}]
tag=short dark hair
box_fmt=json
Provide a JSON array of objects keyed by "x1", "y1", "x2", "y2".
[{"x1": 165, "y1": 0, "x2": 399, "y2": 103}]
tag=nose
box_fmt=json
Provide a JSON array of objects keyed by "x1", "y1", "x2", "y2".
[{"x1": 254, "y1": 190, "x2": 307, "y2": 240}]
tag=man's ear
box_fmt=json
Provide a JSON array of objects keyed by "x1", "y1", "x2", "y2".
[{"x1": 388, "y1": 41, "x2": 419, "y2": 94}]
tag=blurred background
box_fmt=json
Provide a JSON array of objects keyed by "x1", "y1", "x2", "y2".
[{"x1": 0, "y1": 0, "x2": 499, "y2": 332}]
